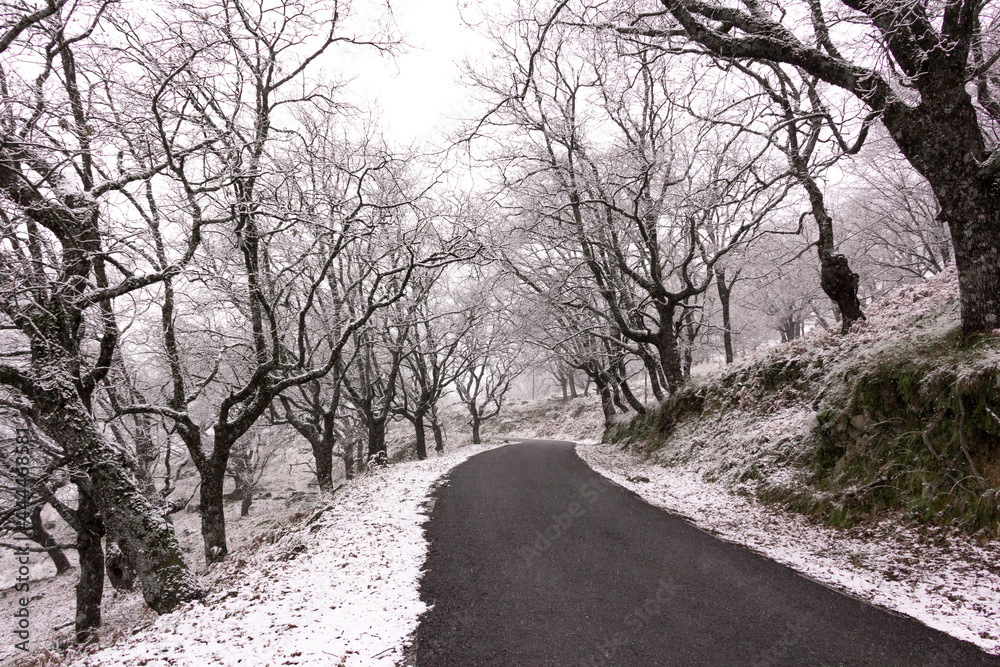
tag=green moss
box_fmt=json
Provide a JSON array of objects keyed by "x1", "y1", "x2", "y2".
[
  {"x1": 802, "y1": 354, "x2": 1000, "y2": 532},
  {"x1": 604, "y1": 326, "x2": 1000, "y2": 535},
  {"x1": 605, "y1": 386, "x2": 707, "y2": 448}
]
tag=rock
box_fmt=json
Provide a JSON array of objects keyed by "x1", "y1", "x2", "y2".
[{"x1": 277, "y1": 544, "x2": 307, "y2": 561}]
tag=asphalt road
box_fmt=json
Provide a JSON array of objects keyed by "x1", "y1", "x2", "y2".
[{"x1": 412, "y1": 440, "x2": 1000, "y2": 666}]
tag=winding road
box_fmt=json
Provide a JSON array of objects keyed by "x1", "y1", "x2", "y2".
[{"x1": 413, "y1": 440, "x2": 1000, "y2": 666}]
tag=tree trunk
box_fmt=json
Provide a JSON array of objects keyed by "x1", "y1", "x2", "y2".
[
  {"x1": 313, "y1": 439, "x2": 334, "y2": 492},
  {"x1": 655, "y1": 332, "x2": 685, "y2": 394},
  {"x1": 75, "y1": 486, "x2": 104, "y2": 643},
  {"x1": 30, "y1": 505, "x2": 72, "y2": 575},
  {"x1": 715, "y1": 268, "x2": 735, "y2": 364},
  {"x1": 342, "y1": 437, "x2": 356, "y2": 481},
  {"x1": 568, "y1": 372, "x2": 578, "y2": 398},
  {"x1": 819, "y1": 251, "x2": 864, "y2": 333},
  {"x1": 779, "y1": 313, "x2": 804, "y2": 343},
  {"x1": 635, "y1": 347, "x2": 666, "y2": 401},
  {"x1": 592, "y1": 372, "x2": 616, "y2": 428},
  {"x1": 431, "y1": 409, "x2": 445, "y2": 453},
  {"x1": 558, "y1": 376, "x2": 568, "y2": 399},
  {"x1": 126, "y1": 401, "x2": 160, "y2": 499},
  {"x1": 618, "y1": 377, "x2": 647, "y2": 416},
  {"x1": 414, "y1": 413, "x2": 428, "y2": 460},
  {"x1": 936, "y1": 186, "x2": 1000, "y2": 334},
  {"x1": 106, "y1": 420, "x2": 160, "y2": 503},
  {"x1": 236, "y1": 466, "x2": 254, "y2": 517},
  {"x1": 316, "y1": 410, "x2": 337, "y2": 491},
  {"x1": 367, "y1": 418, "x2": 387, "y2": 466},
  {"x1": 199, "y1": 461, "x2": 228, "y2": 563},
  {"x1": 30, "y1": 370, "x2": 204, "y2": 612},
  {"x1": 610, "y1": 376, "x2": 629, "y2": 413},
  {"x1": 133, "y1": 431, "x2": 159, "y2": 494},
  {"x1": 105, "y1": 540, "x2": 136, "y2": 591},
  {"x1": 682, "y1": 305, "x2": 700, "y2": 378},
  {"x1": 797, "y1": 168, "x2": 865, "y2": 333},
  {"x1": 875, "y1": 81, "x2": 1000, "y2": 335},
  {"x1": 471, "y1": 416, "x2": 482, "y2": 445}
]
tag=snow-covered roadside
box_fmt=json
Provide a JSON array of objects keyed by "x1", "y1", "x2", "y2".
[
  {"x1": 576, "y1": 443, "x2": 1000, "y2": 655},
  {"x1": 67, "y1": 444, "x2": 501, "y2": 667}
]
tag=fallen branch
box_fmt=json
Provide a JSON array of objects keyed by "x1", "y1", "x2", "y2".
[
  {"x1": 957, "y1": 396, "x2": 987, "y2": 487},
  {"x1": 985, "y1": 404, "x2": 1000, "y2": 427},
  {"x1": 921, "y1": 406, "x2": 947, "y2": 462}
]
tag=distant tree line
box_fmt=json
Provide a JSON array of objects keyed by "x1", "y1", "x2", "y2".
[{"x1": 461, "y1": 0, "x2": 990, "y2": 426}]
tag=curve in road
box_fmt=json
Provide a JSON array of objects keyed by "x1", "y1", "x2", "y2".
[{"x1": 413, "y1": 440, "x2": 1000, "y2": 666}]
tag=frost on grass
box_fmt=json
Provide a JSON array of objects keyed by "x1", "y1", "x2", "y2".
[
  {"x1": 66, "y1": 445, "x2": 498, "y2": 667},
  {"x1": 608, "y1": 268, "x2": 1000, "y2": 531},
  {"x1": 488, "y1": 394, "x2": 607, "y2": 444},
  {"x1": 576, "y1": 442, "x2": 1000, "y2": 655}
]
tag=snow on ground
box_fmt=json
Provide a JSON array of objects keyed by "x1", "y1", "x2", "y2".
[
  {"x1": 723, "y1": 267, "x2": 964, "y2": 375},
  {"x1": 57, "y1": 443, "x2": 500, "y2": 667},
  {"x1": 1, "y1": 438, "x2": 332, "y2": 666},
  {"x1": 576, "y1": 442, "x2": 1000, "y2": 655},
  {"x1": 0, "y1": 412, "x2": 483, "y2": 666},
  {"x1": 490, "y1": 395, "x2": 606, "y2": 444}
]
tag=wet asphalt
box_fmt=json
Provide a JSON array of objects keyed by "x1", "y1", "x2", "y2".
[{"x1": 412, "y1": 440, "x2": 1000, "y2": 666}]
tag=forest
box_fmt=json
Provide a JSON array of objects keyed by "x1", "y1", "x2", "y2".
[{"x1": 1, "y1": 0, "x2": 998, "y2": 652}]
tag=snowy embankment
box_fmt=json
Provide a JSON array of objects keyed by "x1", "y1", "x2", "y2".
[
  {"x1": 66, "y1": 444, "x2": 498, "y2": 667},
  {"x1": 489, "y1": 395, "x2": 606, "y2": 444},
  {"x1": 576, "y1": 443, "x2": 1000, "y2": 655}
]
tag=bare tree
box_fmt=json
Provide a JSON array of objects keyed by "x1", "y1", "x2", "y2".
[
  {"x1": 714, "y1": 263, "x2": 740, "y2": 363},
  {"x1": 472, "y1": 24, "x2": 789, "y2": 393},
  {"x1": 587, "y1": 0, "x2": 1000, "y2": 335},
  {"x1": 455, "y1": 295, "x2": 524, "y2": 444},
  {"x1": 108, "y1": 0, "x2": 471, "y2": 564},
  {"x1": 226, "y1": 429, "x2": 276, "y2": 517},
  {"x1": 0, "y1": 0, "x2": 208, "y2": 626},
  {"x1": 840, "y1": 136, "x2": 952, "y2": 284},
  {"x1": 723, "y1": 63, "x2": 867, "y2": 331},
  {"x1": 341, "y1": 311, "x2": 411, "y2": 466},
  {"x1": 395, "y1": 278, "x2": 476, "y2": 459},
  {"x1": 275, "y1": 149, "x2": 474, "y2": 485}
]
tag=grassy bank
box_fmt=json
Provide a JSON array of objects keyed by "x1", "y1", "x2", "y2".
[{"x1": 607, "y1": 269, "x2": 1000, "y2": 538}]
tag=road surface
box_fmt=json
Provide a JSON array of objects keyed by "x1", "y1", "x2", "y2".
[{"x1": 413, "y1": 440, "x2": 1000, "y2": 666}]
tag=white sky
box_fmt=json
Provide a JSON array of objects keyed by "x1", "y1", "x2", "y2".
[{"x1": 333, "y1": 0, "x2": 493, "y2": 147}]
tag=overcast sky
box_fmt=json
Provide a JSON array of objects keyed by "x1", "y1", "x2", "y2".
[{"x1": 334, "y1": 0, "x2": 493, "y2": 147}]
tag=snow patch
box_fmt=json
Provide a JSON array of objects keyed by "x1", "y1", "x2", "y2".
[{"x1": 67, "y1": 444, "x2": 501, "y2": 667}]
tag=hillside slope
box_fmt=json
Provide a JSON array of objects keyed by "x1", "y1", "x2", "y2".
[{"x1": 608, "y1": 268, "x2": 1000, "y2": 535}]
